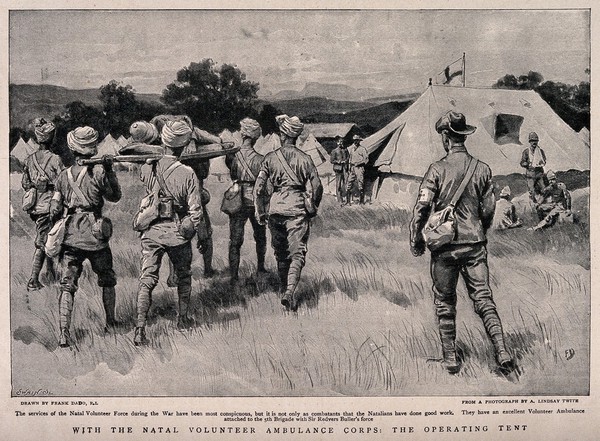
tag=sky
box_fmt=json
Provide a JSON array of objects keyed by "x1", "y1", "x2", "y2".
[{"x1": 9, "y1": 9, "x2": 590, "y2": 97}]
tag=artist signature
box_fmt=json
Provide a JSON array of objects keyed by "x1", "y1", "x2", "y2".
[{"x1": 14, "y1": 388, "x2": 52, "y2": 397}]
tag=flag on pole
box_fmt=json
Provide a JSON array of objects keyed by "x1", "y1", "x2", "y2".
[{"x1": 435, "y1": 55, "x2": 465, "y2": 86}]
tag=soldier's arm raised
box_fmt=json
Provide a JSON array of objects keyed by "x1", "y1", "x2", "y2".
[{"x1": 98, "y1": 164, "x2": 122, "y2": 203}]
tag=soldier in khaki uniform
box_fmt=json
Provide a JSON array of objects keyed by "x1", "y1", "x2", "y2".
[
  {"x1": 520, "y1": 132, "x2": 547, "y2": 203},
  {"x1": 530, "y1": 170, "x2": 572, "y2": 231},
  {"x1": 345, "y1": 135, "x2": 369, "y2": 205},
  {"x1": 254, "y1": 115, "x2": 323, "y2": 311},
  {"x1": 134, "y1": 120, "x2": 204, "y2": 345},
  {"x1": 150, "y1": 115, "x2": 218, "y2": 282},
  {"x1": 225, "y1": 118, "x2": 267, "y2": 282},
  {"x1": 492, "y1": 186, "x2": 522, "y2": 230},
  {"x1": 409, "y1": 111, "x2": 513, "y2": 375},
  {"x1": 329, "y1": 136, "x2": 349, "y2": 205},
  {"x1": 22, "y1": 118, "x2": 64, "y2": 290},
  {"x1": 50, "y1": 126, "x2": 121, "y2": 347}
]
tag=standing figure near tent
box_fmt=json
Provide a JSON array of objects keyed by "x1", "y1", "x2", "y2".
[
  {"x1": 409, "y1": 111, "x2": 514, "y2": 375},
  {"x1": 330, "y1": 136, "x2": 349, "y2": 205},
  {"x1": 150, "y1": 115, "x2": 219, "y2": 282},
  {"x1": 345, "y1": 135, "x2": 369, "y2": 205},
  {"x1": 254, "y1": 115, "x2": 323, "y2": 311},
  {"x1": 49, "y1": 127, "x2": 121, "y2": 347},
  {"x1": 529, "y1": 170, "x2": 572, "y2": 231},
  {"x1": 520, "y1": 132, "x2": 547, "y2": 203},
  {"x1": 21, "y1": 118, "x2": 64, "y2": 290},
  {"x1": 225, "y1": 118, "x2": 267, "y2": 284},
  {"x1": 492, "y1": 186, "x2": 523, "y2": 230},
  {"x1": 133, "y1": 121, "x2": 205, "y2": 345}
]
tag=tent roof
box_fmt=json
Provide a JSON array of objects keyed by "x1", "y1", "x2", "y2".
[
  {"x1": 304, "y1": 123, "x2": 357, "y2": 139},
  {"x1": 95, "y1": 134, "x2": 120, "y2": 157},
  {"x1": 254, "y1": 133, "x2": 281, "y2": 156},
  {"x1": 362, "y1": 85, "x2": 590, "y2": 177},
  {"x1": 116, "y1": 135, "x2": 128, "y2": 147},
  {"x1": 11, "y1": 137, "x2": 37, "y2": 164},
  {"x1": 298, "y1": 133, "x2": 328, "y2": 166}
]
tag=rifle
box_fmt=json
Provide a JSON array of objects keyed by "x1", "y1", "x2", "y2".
[{"x1": 76, "y1": 154, "x2": 163, "y2": 166}]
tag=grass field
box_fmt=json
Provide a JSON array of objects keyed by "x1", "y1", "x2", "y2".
[{"x1": 9, "y1": 171, "x2": 590, "y2": 396}]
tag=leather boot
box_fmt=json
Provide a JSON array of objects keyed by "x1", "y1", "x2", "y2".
[
  {"x1": 281, "y1": 260, "x2": 303, "y2": 311},
  {"x1": 177, "y1": 285, "x2": 194, "y2": 329},
  {"x1": 439, "y1": 317, "x2": 461, "y2": 374},
  {"x1": 102, "y1": 286, "x2": 117, "y2": 328},
  {"x1": 58, "y1": 291, "x2": 74, "y2": 347},
  {"x1": 480, "y1": 308, "x2": 513, "y2": 371},
  {"x1": 346, "y1": 192, "x2": 352, "y2": 206},
  {"x1": 277, "y1": 262, "x2": 289, "y2": 294},
  {"x1": 134, "y1": 327, "x2": 148, "y2": 346},
  {"x1": 359, "y1": 190, "x2": 365, "y2": 205},
  {"x1": 27, "y1": 249, "x2": 46, "y2": 291},
  {"x1": 136, "y1": 285, "x2": 153, "y2": 329}
]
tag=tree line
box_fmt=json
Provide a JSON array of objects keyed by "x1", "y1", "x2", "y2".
[
  {"x1": 9, "y1": 62, "x2": 590, "y2": 163},
  {"x1": 10, "y1": 59, "x2": 281, "y2": 164},
  {"x1": 493, "y1": 70, "x2": 590, "y2": 132}
]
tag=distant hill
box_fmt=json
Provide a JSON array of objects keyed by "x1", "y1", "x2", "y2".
[
  {"x1": 273, "y1": 96, "x2": 375, "y2": 118},
  {"x1": 9, "y1": 84, "x2": 162, "y2": 129},
  {"x1": 269, "y1": 82, "x2": 398, "y2": 102},
  {"x1": 304, "y1": 100, "x2": 415, "y2": 135},
  {"x1": 9, "y1": 83, "x2": 413, "y2": 136}
]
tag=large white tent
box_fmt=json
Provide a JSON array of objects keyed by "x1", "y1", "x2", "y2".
[
  {"x1": 361, "y1": 85, "x2": 590, "y2": 207},
  {"x1": 11, "y1": 137, "x2": 37, "y2": 164}
]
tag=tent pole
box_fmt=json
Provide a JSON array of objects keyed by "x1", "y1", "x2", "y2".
[{"x1": 462, "y1": 52, "x2": 466, "y2": 87}]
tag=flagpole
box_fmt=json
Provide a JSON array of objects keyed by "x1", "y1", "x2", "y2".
[{"x1": 462, "y1": 52, "x2": 466, "y2": 87}]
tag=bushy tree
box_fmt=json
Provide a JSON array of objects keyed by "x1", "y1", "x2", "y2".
[
  {"x1": 257, "y1": 104, "x2": 281, "y2": 135},
  {"x1": 494, "y1": 71, "x2": 544, "y2": 90},
  {"x1": 162, "y1": 59, "x2": 260, "y2": 133},
  {"x1": 99, "y1": 80, "x2": 137, "y2": 136},
  {"x1": 492, "y1": 71, "x2": 589, "y2": 130}
]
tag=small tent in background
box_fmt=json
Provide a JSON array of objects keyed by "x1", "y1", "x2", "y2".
[
  {"x1": 254, "y1": 133, "x2": 281, "y2": 156},
  {"x1": 11, "y1": 137, "x2": 37, "y2": 165},
  {"x1": 116, "y1": 135, "x2": 128, "y2": 148},
  {"x1": 95, "y1": 134, "x2": 120, "y2": 157},
  {"x1": 298, "y1": 133, "x2": 328, "y2": 166},
  {"x1": 362, "y1": 85, "x2": 590, "y2": 208},
  {"x1": 578, "y1": 127, "x2": 590, "y2": 147},
  {"x1": 303, "y1": 123, "x2": 364, "y2": 152}
]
